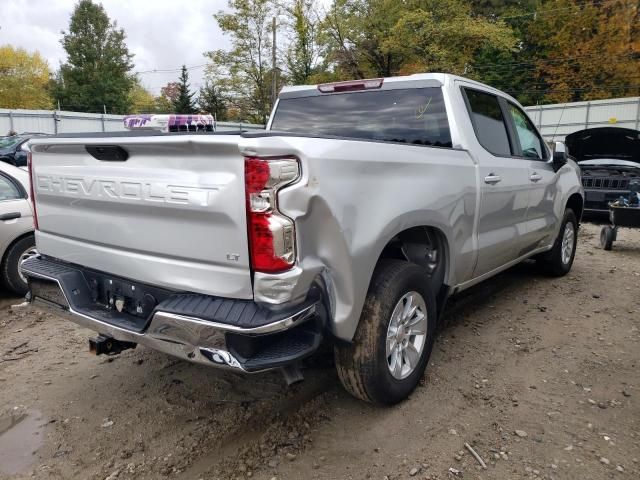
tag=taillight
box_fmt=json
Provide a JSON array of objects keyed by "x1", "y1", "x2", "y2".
[
  {"x1": 245, "y1": 156, "x2": 299, "y2": 273},
  {"x1": 27, "y1": 152, "x2": 38, "y2": 230}
]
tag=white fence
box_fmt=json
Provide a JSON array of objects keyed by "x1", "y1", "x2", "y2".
[
  {"x1": 4, "y1": 97, "x2": 640, "y2": 140},
  {"x1": 524, "y1": 96, "x2": 640, "y2": 141},
  {"x1": 0, "y1": 109, "x2": 264, "y2": 135}
]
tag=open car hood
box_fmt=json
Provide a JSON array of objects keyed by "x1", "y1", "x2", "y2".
[{"x1": 567, "y1": 127, "x2": 640, "y2": 165}]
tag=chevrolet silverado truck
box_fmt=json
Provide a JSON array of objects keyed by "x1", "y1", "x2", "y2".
[{"x1": 22, "y1": 74, "x2": 584, "y2": 405}]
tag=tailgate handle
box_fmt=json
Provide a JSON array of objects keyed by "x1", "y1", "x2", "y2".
[
  {"x1": 0, "y1": 212, "x2": 21, "y2": 221},
  {"x1": 85, "y1": 145, "x2": 129, "y2": 161}
]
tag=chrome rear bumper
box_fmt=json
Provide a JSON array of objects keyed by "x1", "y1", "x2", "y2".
[{"x1": 24, "y1": 256, "x2": 323, "y2": 372}]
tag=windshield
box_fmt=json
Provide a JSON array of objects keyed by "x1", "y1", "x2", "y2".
[{"x1": 0, "y1": 136, "x2": 25, "y2": 149}]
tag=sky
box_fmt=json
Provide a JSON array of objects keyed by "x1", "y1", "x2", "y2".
[{"x1": 1, "y1": 0, "x2": 234, "y2": 96}]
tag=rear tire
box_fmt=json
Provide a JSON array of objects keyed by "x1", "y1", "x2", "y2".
[
  {"x1": 600, "y1": 226, "x2": 614, "y2": 251},
  {"x1": 2, "y1": 235, "x2": 36, "y2": 296},
  {"x1": 537, "y1": 209, "x2": 578, "y2": 277},
  {"x1": 335, "y1": 260, "x2": 437, "y2": 405}
]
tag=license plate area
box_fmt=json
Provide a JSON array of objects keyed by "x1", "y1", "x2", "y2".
[
  {"x1": 25, "y1": 256, "x2": 174, "y2": 333},
  {"x1": 84, "y1": 272, "x2": 161, "y2": 320}
]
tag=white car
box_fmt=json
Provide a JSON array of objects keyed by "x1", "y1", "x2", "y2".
[{"x1": 0, "y1": 161, "x2": 36, "y2": 295}]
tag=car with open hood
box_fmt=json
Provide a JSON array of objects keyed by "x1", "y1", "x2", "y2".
[{"x1": 568, "y1": 127, "x2": 640, "y2": 213}]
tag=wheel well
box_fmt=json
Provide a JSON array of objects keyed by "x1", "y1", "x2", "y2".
[
  {"x1": 378, "y1": 226, "x2": 449, "y2": 309},
  {"x1": 1, "y1": 232, "x2": 35, "y2": 268},
  {"x1": 567, "y1": 193, "x2": 584, "y2": 222}
]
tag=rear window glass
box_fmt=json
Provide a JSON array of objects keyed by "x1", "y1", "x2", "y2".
[
  {"x1": 464, "y1": 89, "x2": 512, "y2": 156},
  {"x1": 271, "y1": 87, "x2": 452, "y2": 148}
]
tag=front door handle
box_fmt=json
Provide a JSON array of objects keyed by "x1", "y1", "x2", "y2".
[
  {"x1": 484, "y1": 174, "x2": 502, "y2": 184},
  {"x1": 530, "y1": 172, "x2": 542, "y2": 182},
  {"x1": 0, "y1": 212, "x2": 21, "y2": 221}
]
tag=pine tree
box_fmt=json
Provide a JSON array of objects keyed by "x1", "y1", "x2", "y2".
[
  {"x1": 53, "y1": 0, "x2": 134, "y2": 114},
  {"x1": 173, "y1": 65, "x2": 197, "y2": 114}
]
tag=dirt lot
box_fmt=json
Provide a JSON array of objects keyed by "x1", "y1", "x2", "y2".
[{"x1": 1, "y1": 222, "x2": 639, "y2": 480}]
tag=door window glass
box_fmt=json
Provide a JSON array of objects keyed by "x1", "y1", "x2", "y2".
[
  {"x1": 0, "y1": 175, "x2": 21, "y2": 201},
  {"x1": 464, "y1": 89, "x2": 512, "y2": 156},
  {"x1": 509, "y1": 103, "x2": 546, "y2": 159}
]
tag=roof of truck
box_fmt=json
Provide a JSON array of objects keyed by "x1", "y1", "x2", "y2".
[{"x1": 279, "y1": 72, "x2": 518, "y2": 105}]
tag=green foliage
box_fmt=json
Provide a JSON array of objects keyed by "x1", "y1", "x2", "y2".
[
  {"x1": 319, "y1": 0, "x2": 515, "y2": 79},
  {"x1": 198, "y1": 81, "x2": 228, "y2": 120},
  {"x1": 54, "y1": 0, "x2": 134, "y2": 114},
  {"x1": 206, "y1": 0, "x2": 277, "y2": 124},
  {"x1": 173, "y1": 65, "x2": 197, "y2": 114},
  {"x1": 384, "y1": 0, "x2": 516, "y2": 75},
  {"x1": 320, "y1": 0, "x2": 405, "y2": 79},
  {"x1": 285, "y1": 0, "x2": 325, "y2": 84},
  {"x1": 468, "y1": 0, "x2": 538, "y2": 16},
  {"x1": 469, "y1": 6, "x2": 543, "y2": 105},
  {"x1": 202, "y1": 0, "x2": 637, "y2": 116},
  {"x1": 127, "y1": 81, "x2": 156, "y2": 113}
]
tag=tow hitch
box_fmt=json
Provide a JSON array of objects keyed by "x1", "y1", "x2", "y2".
[{"x1": 89, "y1": 335, "x2": 137, "y2": 356}]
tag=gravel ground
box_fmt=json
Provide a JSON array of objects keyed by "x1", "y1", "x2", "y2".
[{"x1": 0, "y1": 222, "x2": 639, "y2": 480}]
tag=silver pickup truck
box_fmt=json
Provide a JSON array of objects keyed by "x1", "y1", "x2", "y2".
[{"x1": 23, "y1": 74, "x2": 584, "y2": 404}]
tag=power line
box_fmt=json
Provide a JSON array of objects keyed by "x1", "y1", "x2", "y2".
[
  {"x1": 501, "y1": 84, "x2": 640, "y2": 95},
  {"x1": 135, "y1": 64, "x2": 207, "y2": 75},
  {"x1": 497, "y1": 0, "x2": 627, "y2": 20},
  {"x1": 471, "y1": 52, "x2": 638, "y2": 71}
]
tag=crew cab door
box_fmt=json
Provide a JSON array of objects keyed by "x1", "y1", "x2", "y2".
[
  {"x1": 461, "y1": 87, "x2": 530, "y2": 277},
  {"x1": 504, "y1": 102, "x2": 558, "y2": 251}
]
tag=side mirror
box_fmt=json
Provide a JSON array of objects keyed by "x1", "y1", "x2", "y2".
[
  {"x1": 552, "y1": 141, "x2": 568, "y2": 172},
  {"x1": 13, "y1": 150, "x2": 28, "y2": 168}
]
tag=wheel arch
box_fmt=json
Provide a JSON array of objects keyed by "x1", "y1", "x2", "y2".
[
  {"x1": 1, "y1": 231, "x2": 36, "y2": 269},
  {"x1": 566, "y1": 192, "x2": 584, "y2": 223},
  {"x1": 374, "y1": 224, "x2": 451, "y2": 317}
]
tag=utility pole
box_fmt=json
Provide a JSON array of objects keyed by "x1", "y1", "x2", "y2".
[{"x1": 271, "y1": 16, "x2": 277, "y2": 107}]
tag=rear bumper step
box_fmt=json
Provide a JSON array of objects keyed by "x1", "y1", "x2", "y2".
[{"x1": 22, "y1": 256, "x2": 324, "y2": 372}]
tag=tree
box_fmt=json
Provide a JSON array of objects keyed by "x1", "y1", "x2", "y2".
[
  {"x1": 320, "y1": 0, "x2": 402, "y2": 79},
  {"x1": 128, "y1": 81, "x2": 156, "y2": 113},
  {"x1": 53, "y1": 0, "x2": 134, "y2": 113},
  {"x1": 528, "y1": 0, "x2": 640, "y2": 103},
  {"x1": 0, "y1": 45, "x2": 52, "y2": 109},
  {"x1": 173, "y1": 65, "x2": 197, "y2": 113},
  {"x1": 320, "y1": 0, "x2": 515, "y2": 79},
  {"x1": 207, "y1": 0, "x2": 278, "y2": 124},
  {"x1": 198, "y1": 81, "x2": 227, "y2": 120},
  {"x1": 468, "y1": 0, "x2": 537, "y2": 17},
  {"x1": 384, "y1": 0, "x2": 516, "y2": 76},
  {"x1": 285, "y1": 0, "x2": 325, "y2": 84},
  {"x1": 469, "y1": 5, "x2": 542, "y2": 106}
]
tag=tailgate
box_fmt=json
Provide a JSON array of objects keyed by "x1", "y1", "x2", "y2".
[{"x1": 29, "y1": 135, "x2": 253, "y2": 299}]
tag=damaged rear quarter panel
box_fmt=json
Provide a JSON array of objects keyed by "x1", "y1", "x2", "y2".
[{"x1": 240, "y1": 135, "x2": 478, "y2": 341}]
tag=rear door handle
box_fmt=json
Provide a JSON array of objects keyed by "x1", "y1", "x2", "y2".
[
  {"x1": 484, "y1": 174, "x2": 502, "y2": 184},
  {"x1": 0, "y1": 212, "x2": 21, "y2": 221},
  {"x1": 530, "y1": 172, "x2": 542, "y2": 182}
]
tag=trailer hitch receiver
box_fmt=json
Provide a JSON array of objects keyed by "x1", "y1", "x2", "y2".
[{"x1": 89, "y1": 334, "x2": 137, "y2": 356}]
